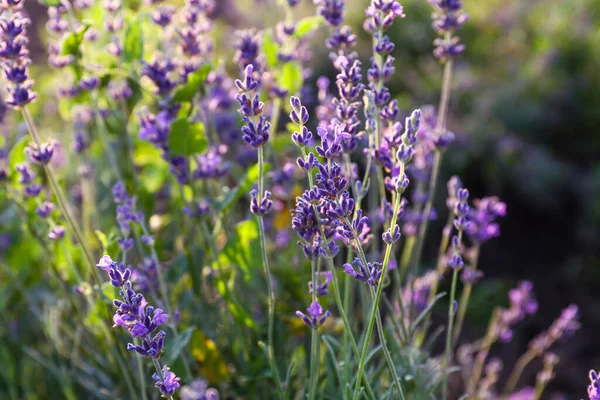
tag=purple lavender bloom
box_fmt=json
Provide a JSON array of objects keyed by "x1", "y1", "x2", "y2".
[
  {"x1": 25, "y1": 140, "x2": 56, "y2": 165},
  {"x1": 249, "y1": 189, "x2": 273, "y2": 216},
  {"x1": 296, "y1": 301, "x2": 332, "y2": 328},
  {"x1": 235, "y1": 65, "x2": 270, "y2": 148},
  {"x1": 24, "y1": 183, "x2": 42, "y2": 198},
  {"x1": 15, "y1": 163, "x2": 35, "y2": 184},
  {"x1": 0, "y1": 5, "x2": 37, "y2": 109},
  {"x1": 529, "y1": 304, "x2": 580, "y2": 355},
  {"x1": 343, "y1": 258, "x2": 383, "y2": 286},
  {"x1": 153, "y1": 366, "x2": 181, "y2": 396},
  {"x1": 48, "y1": 226, "x2": 66, "y2": 240},
  {"x1": 309, "y1": 271, "x2": 333, "y2": 296},
  {"x1": 466, "y1": 197, "x2": 507, "y2": 243},
  {"x1": 403, "y1": 271, "x2": 438, "y2": 311},
  {"x1": 292, "y1": 191, "x2": 320, "y2": 242},
  {"x1": 429, "y1": 0, "x2": 468, "y2": 61},
  {"x1": 97, "y1": 255, "x2": 176, "y2": 387},
  {"x1": 497, "y1": 281, "x2": 538, "y2": 343},
  {"x1": 315, "y1": 124, "x2": 350, "y2": 159},
  {"x1": 152, "y1": 6, "x2": 175, "y2": 27},
  {"x1": 382, "y1": 224, "x2": 400, "y2": 245},
  {"x1": 233, "y1": 30, "x2": 261, "y2": 70},
  {"x1": 141, "y1": 58, "x2": 177, "y2": 96},
  {"x1": 589, "y1": 370, "x2": 600, "y2": 400},
  {"x1": 461, "y1": 266, "x2": 483, "y2": 284},
  {"x1": 326, "y1": 26, "x2": 357, "y2": 51},
  {"x1": 364, "y1": 0, "x2": 405, "y2": 33},
  {"x1": 317, "y1": 0, "x2": 345, "y2": 27},
  {"x1": 180, "y1": 378, "x2": 219, "y2": 400},
  {"x1": 78, "y1": 76, "x2": 100, "y2": 91},
  {"x1": 108, "y1": 80, "x2": 133, "y2": 101},
  {"x1": 36, "y1": 201, "x2": 55, "y2": 218}
]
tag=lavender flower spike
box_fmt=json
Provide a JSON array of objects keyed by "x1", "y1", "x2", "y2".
[
  {"x1": 296, "y1": 301, "x2": 332, "y2": 328},
  {"x1": 97, "y1": 255, "x2": 180, "y2": 398},
  {"x1": 589, "y1": 370, "x2": 600, "y2": 400}
]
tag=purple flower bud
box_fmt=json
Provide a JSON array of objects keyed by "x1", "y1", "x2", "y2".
[
  {"x1": 250, "y1": 189, "x2": 273, "y2": 216},
  {"x1": 296, "y1": 301, "x2": 332, "y2": 328},
  {"x1": 36, "y1": 201, "x2": 55, "y2": 218},
  {"x1": 382, "y1": 224, "x2": 400, "y2": 245},
  {"x1": 25, "y1": 140, "x2": 56, "y2": 165},
  {"x1": 48, "y1": 225, "x2": 66, "y2": 240}
]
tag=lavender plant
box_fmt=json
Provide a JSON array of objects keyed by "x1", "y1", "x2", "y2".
[{"x1": 0, "y1": 0, "x2": 592, "y2": 399}]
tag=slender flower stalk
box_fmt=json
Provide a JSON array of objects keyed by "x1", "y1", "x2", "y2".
[
  {"x1": 441, "y1": 187, "x2": 469, "y2": 400},
  {"x1": 408, "y1": 0, "x2": 468, "y2": 275},
  {"x1": 235, "y1": 64, "x2": 284, "y2": 396},
  {"x1": 352, "y1": 109, "x2": 421, "y2": 400},
  {"x1": 96, "y1": 255, "x2": 180, "y2": 400}
]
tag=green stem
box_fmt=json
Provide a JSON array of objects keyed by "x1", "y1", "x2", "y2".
[
  {"x1": 452, "y1": 245, "x2": 480, "y2": 347},
  {"x1": 344, "y1": 217, "x2": 404, "y2": 399},
  {"x1": 308, "y1": 257, "x2": 319, "y2": 400},
  {"x1": 256, "y1": 146, "x2": 285, "y2": 398},
  {"x1": 22, "y1": 106, "x2": 102, "y2": 286},
  {"x1": 299, "y1": 149, "x2": 376, "y2": 399},
  {"x1": 352, "y1": 191, "x2": 403, "y2": 400},
  {"x1": 409, "y1": 55, "x2": 454, "y2": 276},
  {"x1": 442, "y1": 267, "x2": 459, "y2": 400}
]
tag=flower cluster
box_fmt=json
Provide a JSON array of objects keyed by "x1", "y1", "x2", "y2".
[
  {"x1": 589, "y1": 370, "x2": 600, "y2": 400},
  {"x1": 235, "y1": 64, "x2": 270, "y2": 148},
  {"x1": 0, "y1": 0, "x2": 36, "y2": 108},
  {"x1": 529, "y1": 304, "x2": 580, "y2": 355},
  {"x1": 113, "y1": 182, "x2": 154, "y2": 252},
  {"x1": 429, "y1": 0, "x2": 469, "y2": 61},
  {"x1": 97, "y1": 255, "x2": 180, "y2": 397},
  {"x1": 497, "y1": 281, "x2": 538, "y2": 342}
]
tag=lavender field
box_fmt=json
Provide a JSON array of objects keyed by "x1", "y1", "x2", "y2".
[{"x1": 1, "y1": 0, "x2": 599, "y2": 399}]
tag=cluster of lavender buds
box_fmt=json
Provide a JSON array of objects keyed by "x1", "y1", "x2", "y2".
[
  {"x1": 180, "y1": 378, "x2": 219, "y2": 400},
  {"x1": 113, "y1": 182, "x2": 154, "y2": 252},
  {"x1": 402, "y1": 270, "x2": 437, "y2": 312},
  {"x1": 429, "y1": 0, "x2": 469, "y2": 61},
  {"x1": 466, "y1": 196, "x2": 507, "y2": 243},
  {"x1": 0, "y1": 0, "x2": 36, "y2": 108},
  {"x1": 589, "y1": 370, "x2": 600, "y2": 400},
  {"x1": 529, "y1": 304, "x2": 580, "y2": 355},
  {"x1": 235, "y1": 64, "x2": 270, "y2": 149},
  {"x1": 316, "y1": 0, "x2": 345, "y2": 27},
  {"x1": 296, "y1": 300, "x2": 332, "y2": 329},
  {"x1": 103, "y1": 0, "x2": 124, "y2": 56},
  {"x1": 497, "y1": 281, "x2": 538, "y2": 342},
  {"x1": 364, "y1": 0, "x2": 404, "y2": 130},
  {"x1": 446, "y1": 187, "x2": 469, "y2": 269},
  {"x1": 97, "y1": 255, "x2": 180, "y2": 398},
  {"x1": 177, "y1": 0, "x2": 215, "y2": 77}
]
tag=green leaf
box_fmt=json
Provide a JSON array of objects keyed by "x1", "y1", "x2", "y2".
[
  {"x1": 215, "y1": 163, "x2": 272, "y2": 213},
  {"x1": 277, "y1": 62, "x2": 303, "y2": 95},
  {"x1": 38, "y1": 0, "x2": 62, "y2": 6},
  {"x1": 168, "y1": 119, "x2": 208, "y2": 156},
  {"x1": 94, "y1": 230, "x2": 109, "y2": 253},
  {"x1": 123, "y1": 18, "x2": 144, "y2": 63},
  {"x1": 294, "y1": 16, "x2": 324, "y2": 39},
  {"x1": 219, "y1": 220, "x2": 262, "y2": 282},
  {"x1": 263, "y1": 32, "x2": 279, "y2": 69},
  {"x1": 61, "y1": 25, "x2": 90, "y2": 56},
  {"x1": 172, "y1": 64, "x2": 213, "y2": 102},
  {"x1": 166, "y1": 326, "x2": 196, "y2": 364},
  {"x1": 8, "y1": 136, "x2": 28, "y2": 176}
]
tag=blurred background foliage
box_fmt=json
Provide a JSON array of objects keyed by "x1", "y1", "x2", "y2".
[{"x1": 8, "y1": 0, "x2": 600, "y2": 397}]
